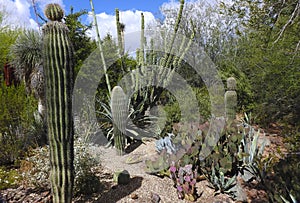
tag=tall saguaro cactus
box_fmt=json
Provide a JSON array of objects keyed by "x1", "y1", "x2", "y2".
[
  {"x1": 42, "y1": 4, "x2": 74, "y2": 203},
  {"x1": 225, "y1": 77, "x2": 237, "y2": 123}
]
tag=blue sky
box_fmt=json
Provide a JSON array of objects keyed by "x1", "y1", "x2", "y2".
[
  {"x1": 0, "y1": 0, "x2": 177, "y2": 37},
  {"x1": 62, "y1": 0, "x2": 169, "y2": 16}
]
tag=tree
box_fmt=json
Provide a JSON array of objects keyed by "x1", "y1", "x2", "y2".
[
  {"x1": 64, "y1": 7, "x2": 97, "y2": 76},
  {"x1": 221, "y1": 0, "x2": 300, "y2": 126},
  {"x1": 0, "y1": 12, "x2": 19, "y2": 72}
]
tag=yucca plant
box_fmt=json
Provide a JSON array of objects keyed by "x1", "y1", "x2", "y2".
[
  {"x1": 9, "y1": 30, "x2": 45, "y2": 119},
  {"x1": 9, "y1": 30, "x2": 43, "y2": 93}
]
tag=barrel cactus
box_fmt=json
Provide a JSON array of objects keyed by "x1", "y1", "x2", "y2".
[
  {"x1": 225, "y1": 77, "x2": 237, "y2": 122},
  {"x1": 42, "y1": 3, "x2": 74, "y2": 203},
  {"x1": 111, "y1": 86, "x2": 128, "y2": 155}
]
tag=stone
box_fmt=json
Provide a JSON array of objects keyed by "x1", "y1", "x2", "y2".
[
  {"x1": 229, "y1": 181, "x2": 248, "y2": 202},
  {"x1": 113, "y1": 170, "x2": 130, "y2": 185}
]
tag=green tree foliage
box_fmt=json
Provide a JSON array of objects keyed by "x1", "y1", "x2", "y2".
[
  {"x1": 0, "y1": 12, "x2": 19, "y2": 71},
  {"x1": 220, "y1": 0, "x2": 300, "y2": 126},
  {"x1": 65, "y1": 7, "x2": 97, "y2": 76}
]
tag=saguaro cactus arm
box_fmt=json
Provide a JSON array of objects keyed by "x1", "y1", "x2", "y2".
[{"x1": 42, "y1": 3, "x2": 74, "y2": 203}]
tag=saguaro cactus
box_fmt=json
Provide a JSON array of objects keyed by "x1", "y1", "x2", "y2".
[
  {"x1": 111, "y1": 86, "x2": 128, "y2": 155},
  {"x1": 225, "y1": 77, "x2": 237, "y2": 122},
  {"x1": 42, "y1": 3, "x2": 74, "y2": 203}
]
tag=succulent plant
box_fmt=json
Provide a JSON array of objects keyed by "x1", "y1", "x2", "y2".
[
  {"x1": 169, "y1": 163, "x2": 198, "y2": 201},
  {"x1": 208, "y1": 165, "x2": 237, "y2": 197},
  {"x1": 155, "y1": 133, "x2": 177, "y2": 154},
  {"x1": 42, "y1": 3, "x2": 74, "y2": 202},
  {"x1": 44, "y1": 3, "x2": 64, "y2": 22},
  {"x1": 111, "y1": 86, "x2": 128, "y2": 155},
  {"x1": 225, "y1": 77, "x2": 237, "y2": 122}
]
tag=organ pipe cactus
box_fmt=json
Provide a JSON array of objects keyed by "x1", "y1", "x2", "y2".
[
  {"x1": 111, "y1": 86, "x2": 128, "y2": 155},
  {"x1": 225, "y1": 77, "x2": 237, "y2": 122},
  {"x1": 42, "y1": 3, "x2": 74, "y2": 202}
]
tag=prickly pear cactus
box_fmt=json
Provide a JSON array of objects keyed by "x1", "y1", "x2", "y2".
[
  {"x1": 42, "y1": 3, "x2": 74, "y2": 203},
  {"x1": 111, "y1": 86, "x2": 128, "y2": 155},
  {"x1": 225, "y1": 77, "x2": 237, "y2": 122}
]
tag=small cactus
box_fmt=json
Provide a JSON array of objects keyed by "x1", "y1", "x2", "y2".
[
  {"x1": 225, "y1": 77, "x2": 237, "y2": 122},
  {"x1": 43, "y1": 3, "x2": 74, "y2": 203},
  {"x1": 227, "y1": 77, "x2": 237, "y2": 91},
  {"x1": 111, "y1": 86, "x2": 128, "y2": 155}
]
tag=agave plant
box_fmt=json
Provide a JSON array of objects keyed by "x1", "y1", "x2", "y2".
[
  {"x1": 208, "y1": 165, "x2": 237, "y2": 197},
  {"x1": 237, "y1": 112, "x2": 266, "y2": 182},
  {"x1": 96, "y1": 91, "x2": 159, "y2": 150}
]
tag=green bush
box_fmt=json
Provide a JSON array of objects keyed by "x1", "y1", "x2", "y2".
[
  {"x1": 0, "y1": 79, "x2": 38, "y2": 165},
  {"x1": 0, "y1": 167, "x2": 21, "y2": 190},
  {"x1": 162, "y1": 87, "x2": 211, "y2": 135}
]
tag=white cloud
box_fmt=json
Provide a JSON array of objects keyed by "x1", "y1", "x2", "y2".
[
  {"x1": 0, "y1": 0, "x2": 64, "y2": 30},
  {"x1": 87, "y1": 10, "x2": 156, "y2": 40},
  {"x1": 0, "y1": 0, "x2": 35, "y2": 29}
]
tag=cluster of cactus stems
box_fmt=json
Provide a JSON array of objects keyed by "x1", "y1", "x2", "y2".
[
  {"x1": 111, "y1": 86, "x2": 128, "y2": 155},
  {"x1": 170, "y1": 163, "x2": 198, "y2": 201},
  {"x1": 42, "y1": 3, "x2": 74, "y2": 203},
  {"x1": 128, "y1": 0, "x2": 194, "y2": 114},
  {"x1": 225, "y1": 77, "x2": 237, "y2": 123}
]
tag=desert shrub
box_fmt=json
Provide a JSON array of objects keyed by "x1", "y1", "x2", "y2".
[
  {"x1": 161, "y1": 87, "x2": 211, "y2": 136},
  {"x1": 0, "y1": 79, "x2": 38, "y2": 165},
  {"x1": 21, "y1": 139, "x2": 101, "y2": 196},
  {"x1": 0, "y1": 167, "x2": 22, "y2": 190}
]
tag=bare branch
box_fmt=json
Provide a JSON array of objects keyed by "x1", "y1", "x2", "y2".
[{"x1": 274, "y1": 0, "x2": 300, "y2": 44}]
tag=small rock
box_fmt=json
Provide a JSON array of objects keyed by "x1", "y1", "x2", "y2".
[
  {"x1": 113, "y1": 170, "x2": 130, "y2": 185},
  {"x1": 130, "y1": 193, "x2": 138, "y2": 199},
  {"x1": 151, "y1": 193, "x2": 161, "y2": 203},
  {"x1": 229, "y1": 181, "x2": 248, "y2": 202}
]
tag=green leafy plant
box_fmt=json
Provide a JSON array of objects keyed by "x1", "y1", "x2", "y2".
[
  {"x1": 0, "y1": 167, "x2": 21, "y2": 190},
  {"x1": 0, "y1": 81, "x2": 38, "y2": 165}
]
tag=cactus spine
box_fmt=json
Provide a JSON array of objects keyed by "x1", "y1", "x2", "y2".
[
  {"x1": 111, "y1": 86, "x2": 128, "y2": 155},
  {"x1": 43, "y1": 4, "x2": 74, "y2": 203},
  {"x1": 225, "y1": 77, "x2": 237, "y2": 122}
]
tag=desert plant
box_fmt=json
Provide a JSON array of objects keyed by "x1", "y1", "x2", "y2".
[
  {"x1": 111, "y1": 86, "x2": 128, "y2": 155},
  {"x1": 208, "y1": 166, "x2": 236, "y2": 197},
  {"x1": 42, "y1": 3, "x2": 74, "y2": 202},
  {"x1": 21, "y1": 140, "x2": 101, "y2": 196},
  {"x1": 0, "y1": 81, "x2": 38, "y2": 165},
  {"x1": 0, "y1": 167, "x2": 21, "y2": 190},
  {"x1": 237, "y1": 113, "x2": 266, "y2": 182},
  {"x1": 225, "y1": 77, "x2": 237, "y2": 122},
  {"x1": 155, "y1": 133, "x2": 177, "y2": 154},
  {"x1": 170, "y1": 163, "x2": 198, "y2": 201}
]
